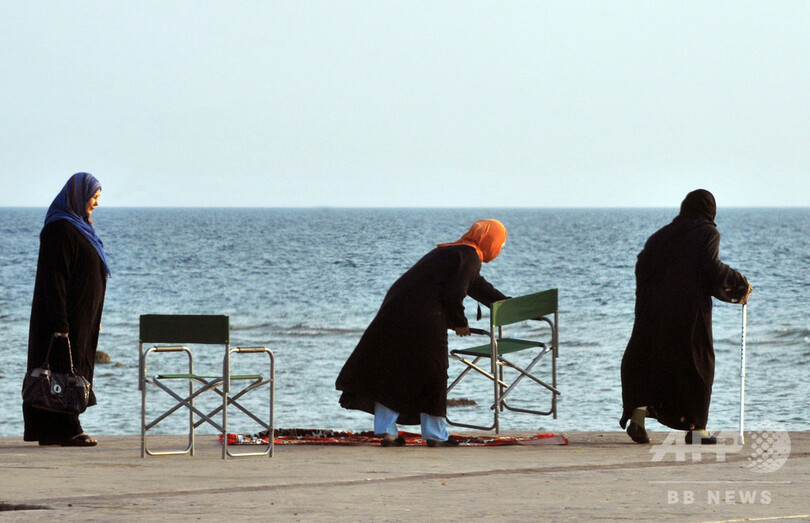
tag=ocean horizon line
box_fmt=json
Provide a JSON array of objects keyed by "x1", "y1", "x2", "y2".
[{"x1": 3, "y1": 205, "x2": 808, "y2": 211}]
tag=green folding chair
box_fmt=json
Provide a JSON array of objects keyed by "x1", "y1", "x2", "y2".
[
  {"x1": 138, "y1": 314, "x2": 275, "y2": 458},
  {"x1": 447, "y1": 289, "x2": 560, "y2": 433}
]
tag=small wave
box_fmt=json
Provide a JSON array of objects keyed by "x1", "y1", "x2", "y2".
[
  {"x1": 772, "y1": 327, "x2": 810, "y2": 339},
  {"x1": 231, "y1": 322, "x2": 280, "y2": 332},
  {"x1": 278, "y1": 323, "x2": 365, "y2": 337},
  {"x1": 715, "y1": 326, "x2": 810, "y2": 348},
  {"x1": 232, "y1": 322, "x2": 364, "y2": 336},
  {"x1": 557, "y1": 340, "x2": 603, "y2": 348}
]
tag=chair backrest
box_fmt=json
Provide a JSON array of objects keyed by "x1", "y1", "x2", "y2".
[
  {"x1": 139, "y1": 314, "x2": 230, "y2": 345},
  {"x1": 491, "y1": 289, "x2": 557, "y2": 328}
]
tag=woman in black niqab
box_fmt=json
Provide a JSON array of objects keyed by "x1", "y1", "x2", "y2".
[{"x1": 620, "y1": 189, "x2": 751, "y2": 444}]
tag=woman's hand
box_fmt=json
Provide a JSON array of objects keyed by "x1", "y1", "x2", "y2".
[
  {"x1": 739, "y1": 283, "x2": 753, "y2": 305},
  {"x1": 454, "y1": 326, "x2": 471, "y2": 337},
  {"x1": 54, "y1": 332, "x2": 69, "y2": 338}
]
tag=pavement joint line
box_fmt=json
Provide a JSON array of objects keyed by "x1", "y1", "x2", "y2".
[
  {"x1": 696, "y1": 516, "x2": 810, "y2": 523},
  {"x1": 26, "y1": 451, "x2": 807, "y2": 508}
]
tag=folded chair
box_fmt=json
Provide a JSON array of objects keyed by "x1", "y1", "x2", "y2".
[
  {"x1": 447, "y1": 289, "x2": 560, "y2": 433},
  {"x1": 138, "y1": 314, "x2": 274, "y2": 458}
]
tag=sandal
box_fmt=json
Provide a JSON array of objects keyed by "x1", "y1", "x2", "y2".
[
  {"x1": 685, "y1": 431, "x2": 717, "y2": 445},
  {"x1": 426, "y1": 438, "x2": 460, "y2": 447},
  {"x1": 626, "y1": 421, "x2": 650, "y2": 444},
  {"x1": 60, "y1": 433, "x2": 98, "y2": 447},
  {"x1": 380, "y1": 435, "x2": 406, "y2": 447}
]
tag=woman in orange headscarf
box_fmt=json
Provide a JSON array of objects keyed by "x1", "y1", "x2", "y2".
[{"x1": 336, "y1": 220, "x2": 508, "y2": 447}]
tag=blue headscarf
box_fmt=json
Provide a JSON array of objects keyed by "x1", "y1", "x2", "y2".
[{"x1": 44, "y1": 172, "x2": 110, "y2": 278}]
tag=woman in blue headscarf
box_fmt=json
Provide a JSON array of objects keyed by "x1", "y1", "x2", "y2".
[{"x1": 23, "y1": 173, "x2": 110, "y2": 447}]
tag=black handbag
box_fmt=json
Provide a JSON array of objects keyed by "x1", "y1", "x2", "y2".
[{"x1": 22, "y1": 336, "x2": 91, "y2": 414}]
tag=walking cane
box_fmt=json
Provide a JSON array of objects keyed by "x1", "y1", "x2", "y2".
[{"x1": 739, "y1": 302, "x2": 748, "y2": 444}]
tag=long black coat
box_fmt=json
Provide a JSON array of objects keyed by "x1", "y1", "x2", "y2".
[
  {"x1": 24, "y1": 220, "x2": 107, "y2": 441},
  {"x1": 620, "y1": 214, "x2": 748, "y2": 431},
  {"x1": 336, "y1": 245, "x2": 506, "y2": 425}
]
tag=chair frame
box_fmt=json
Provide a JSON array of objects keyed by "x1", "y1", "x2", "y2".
[
  {"x1": 138, "y1": 314, "x2": 275, "y2": 459},
  {"x1": 447, "y1": 289, "x2": 560, "y2": 433}
]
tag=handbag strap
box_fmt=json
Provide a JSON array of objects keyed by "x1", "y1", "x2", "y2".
[{"x1": 41, "y1": 335, "x2": 78, "y2": 375}]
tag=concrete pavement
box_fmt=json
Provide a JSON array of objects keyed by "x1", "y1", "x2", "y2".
[{"x1": 1, "y1": 431, "x2": 808, "y2": 521}]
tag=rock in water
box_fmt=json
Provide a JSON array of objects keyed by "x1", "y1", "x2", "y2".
[{"x1": 447, "y1": 398, "x2": 477, "y2": 407}]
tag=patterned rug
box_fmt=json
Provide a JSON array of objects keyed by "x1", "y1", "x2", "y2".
[{"x1": 223, "y1": 428, "x2": 568, "y2": 446}]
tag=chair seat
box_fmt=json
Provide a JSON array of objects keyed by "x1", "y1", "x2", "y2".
[
  {"x1": 452, "y1": 338, "x2": 545, "y2": 357},
  {"x1": 156, "y1": 373, "x2": 263, "y2": 380}
]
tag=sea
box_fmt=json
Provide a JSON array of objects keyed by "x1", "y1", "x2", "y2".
[{"x1": 1, "y1": 207, "x2": 808, "y2": 437}]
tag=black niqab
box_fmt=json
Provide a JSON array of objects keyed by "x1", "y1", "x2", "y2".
[{"x1": 680, "y1": 188, "x2": 717, "y2": 224}]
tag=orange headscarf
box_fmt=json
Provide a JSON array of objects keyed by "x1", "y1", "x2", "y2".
[{"x1": 438, "y1": 219, "x2": 507, "y2": 263}]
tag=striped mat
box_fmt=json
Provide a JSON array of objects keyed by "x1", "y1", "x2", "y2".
[{"x1": 223, "y1": 429, "x2": 568, "y2": 446}]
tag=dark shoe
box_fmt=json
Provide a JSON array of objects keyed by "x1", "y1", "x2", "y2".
[
  {"x1": 60, "y1": 433, "x2": 98, "y2": 447},
  {"x1": 380, "y1": 435, "x2": 406, "y2": 447},
  {"x1": 426, "y1": 438, "x2": 460, "y2": 448},
  {"x1": 626, "y1": 422, "x2": 650, "y2": 444},
  {"x1": 685, "y1": 431, "x2": 717, "y2": 445}
]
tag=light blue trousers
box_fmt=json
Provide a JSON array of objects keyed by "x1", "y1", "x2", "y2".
[{"x1": 374, "y1": 402, "x2": 449, "y2": 441}]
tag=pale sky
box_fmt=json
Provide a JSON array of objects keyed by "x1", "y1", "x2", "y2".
[{"x1": 1, "y1": 1, "x2": 808, "y2": 208}]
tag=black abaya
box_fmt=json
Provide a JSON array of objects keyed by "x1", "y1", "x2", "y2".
[
  {"x1": 620, "y1": 192, "x2": 748, "y2": 431},
  {"x1": 336, "y1": 245, "x2": 506, "y2": 425},
  {"x1": 23, "y1": 219, "x2": 106, "y2": 442}
]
